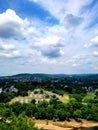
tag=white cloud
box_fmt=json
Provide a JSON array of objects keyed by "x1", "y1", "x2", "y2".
[
  {"x1": 93, "y1": 51, "x2": 98, "y2": 57},
  {"x1": 0, "y1": 0, "x2": 98, "y2": 75},
  {"x1": 84, "y1": 35, "x2": 98, "y2": 48},
  {"x1": 60, "y1": 14, "x2": 83, "y2": 30},
  {"x1": 72, "y1": 63, "x2": 80, "y2": 67},
  {"x1": 0, "y1": 50, "x2": 21, "y2": 58},
  {"x1": 0, "y1": 44, "x2": 15, "y2": 50},
  {"x1": 39, "y1": 36, "x2": 60, "y2": 45},
  {"x1": 30, "y1": 0, "x2": 66, "y2": 19},
  {"x1": 0, "y1": 9, "x2": 28, "y2": 38},
  {"x1": 42, "y1": 57, "x2": 57, "y2": 64},
  {"x1": 94, "y1": 66, "x2": 98, "y2": 70},
  {"x1": 65, "y1": 0, "x2": 93, "y2": 15},
  {"x1": 30, "y1": 0, "x2": 93, "y2": 23},
  {"x1": 91, "y1": 36, "x2": 98, "y2": 46}
]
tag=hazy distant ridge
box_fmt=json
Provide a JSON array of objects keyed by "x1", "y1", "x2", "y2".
[{"x1": 0, "y1": 73, "x2": 98, "y2": 80}]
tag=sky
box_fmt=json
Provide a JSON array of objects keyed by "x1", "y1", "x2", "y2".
[{"x1": 0, "y1": 0, "x2": 98, "y2": 76}]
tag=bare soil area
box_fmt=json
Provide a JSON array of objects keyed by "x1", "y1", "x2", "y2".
[{"x1": 35, "y1": 119, "x2": 98, "y2": 130}]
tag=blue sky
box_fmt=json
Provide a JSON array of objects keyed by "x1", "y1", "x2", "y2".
[{"x1": 0, "y1": 0, "x2": 98, "y2": 76}]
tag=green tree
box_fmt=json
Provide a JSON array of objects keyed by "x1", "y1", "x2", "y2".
[
  {"x1": 46, "y1": 105, "x2": 54, "y2": 120},
  {"x1": 0, "y1": 113, "x2": 43, "y2": 130},
  {"x1": 10, "y1": 102, "x2": 23, "y2": 116},
  {"x1": 73, "y1": 110, "x2": 82, "y2": 119},
  {"x1": 25, "y1": 103, "x2": 36, "y2": 117},
  {"x1": 55, "y1": 109, "x2": 66, "y2": 121}
]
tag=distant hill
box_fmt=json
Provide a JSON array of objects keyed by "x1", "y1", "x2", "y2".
[
  {"x1": 0, "y1": 73, "x2": 98, "y2": 81},
  {"x1": 70, "y1": 74, "x2": 98, "y2": 80}
]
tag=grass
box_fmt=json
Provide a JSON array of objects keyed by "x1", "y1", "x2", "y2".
[
  {"x1": 82, "y1": 91, "x2": 96, "y2": 102},
  {"x1": 59, "y1": 93, "x2": 70, "y2": 103}
]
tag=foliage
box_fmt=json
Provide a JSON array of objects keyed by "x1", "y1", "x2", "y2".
[
  {"x1": 83, "y1": 91, "x2": 96, "y2": 103},
  {"x1": 0, "y1": 74, "x2": 98, "y2": 122},
  {"x1": 0, "y1": 112, "x2": 43, "y2": 130}
]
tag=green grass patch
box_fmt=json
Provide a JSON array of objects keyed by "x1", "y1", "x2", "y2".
[
  {"x1": 82, "y1": 91, "x2": 96, "y2": 103},
  {"x1": 59, "y1": 93, "x2": 70, "y2": 103}
]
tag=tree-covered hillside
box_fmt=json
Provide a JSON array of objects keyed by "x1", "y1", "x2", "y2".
[{"x1": 0, "y1": 73, "x2": 98, "y2": 127}]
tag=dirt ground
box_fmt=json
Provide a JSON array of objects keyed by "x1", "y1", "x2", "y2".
[{"x1": 34, "y1": 119, "x2": 98, "y2": 130}]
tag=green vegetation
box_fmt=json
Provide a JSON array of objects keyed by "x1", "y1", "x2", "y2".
[
  {"x1": 83, "y1": 91, "x2": 96, "y2": 103},
  {"x1": 59, "y1": 93, "x2": 69, "y2": 103},
  {"x1": 0, "y1": 73, "x2": 98, "y2": 129},
  {"x1": 0, "y1": 111, "x2": 43, "y2": 130},
  {"x1": 0, "y1": 93, "x2": 98, "y2": 123}
]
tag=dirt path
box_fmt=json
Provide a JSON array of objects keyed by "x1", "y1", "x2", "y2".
[
  {"x1": 35, "y1": 120, "x2": 72, "y2": 130},
  {"x1": 36, "y1": 123, "x2": 72, "y2": 130},
  {"x1": 35, "y1": 119, "x2": 98, "y2": 130}
]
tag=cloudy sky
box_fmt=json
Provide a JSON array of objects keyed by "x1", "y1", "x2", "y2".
[{"x1": 0, "y1": 0, "x2": 98, "y2": 76}]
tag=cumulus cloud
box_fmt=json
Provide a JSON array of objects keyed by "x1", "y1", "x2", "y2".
[
  {"x1": 41, "y1": 47, "x2": 64, "y2": 58},
  {"x1": 67, "y1": 54, "x2": 92, "y2": 68},
  {"x1": 0, "y1": 9, "x2": 27, "y2": 38},
  {"x1": 61, "y1": 14, "x2": 83, "y2": 30},
  {"x1": 0, "y1": 42, "x2": 15, "y2": 50},
  {"x1": 30, "y1": 0, "x2": 93, "y2": 19},
  {"x1": 93, "y1": 51, "x2": 98, "y2": 57},
  {"x1": 0, "y1": 50, "x2": 21, "y2": 58},
  {"x1": 91, "y1": 36, "x2": 98, "y2": 47},
  {"x1": 30, "y1": 0, "x2": 66, "y2": 19},
  {"x1": 1, "y1": 44, "x2": 15, "y2": 50},
  {"x1": 0, "y1": 9, "x2": 65, "y2": 61},
  {"x1": 65, "y1": 0, "x2": 93, "y2": 15},
  {"x1": 39, "y1": 36, "x2": 60, "y2": 46},
  {"x1": 0, "y1": 0, "x2": 98, "y2": 75},
  {"x1": 84, "y1": 35, "x2": 98, "y2": 48},
  {"x1": 72, "y1": 63, "x2": 80, "y2": 67}
]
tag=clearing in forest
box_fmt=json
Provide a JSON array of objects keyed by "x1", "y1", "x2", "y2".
[{"x1": 59, "y1": 94, "x2": 70, "y2": 103}]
